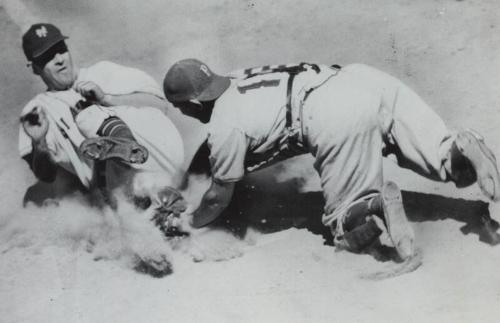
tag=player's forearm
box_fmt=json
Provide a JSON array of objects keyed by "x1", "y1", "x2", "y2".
[
  {"x1": 101, "y1": 93, "x2": 168, "y2": 112},
  {"x1": 28, "y1": 139, "x2": 57, "y2": 182}
]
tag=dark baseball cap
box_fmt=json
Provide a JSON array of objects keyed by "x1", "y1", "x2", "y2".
[
  {"x1": 163, "y1": 59, "x2": 230, "y2": 102},
  {"x1": 22, "y1": 23, "x2": 68, "y2": 61}
]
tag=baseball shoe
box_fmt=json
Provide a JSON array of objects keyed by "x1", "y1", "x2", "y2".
[
  {"x1": 380, "y1": 181, "x2": 415, "y2": 261},
  {"x1": 79, "y1": 136, "x2": 149, "y2": 164},
  {"x1": 455, "y1": 130, "x2": 500, "y2": 201}
]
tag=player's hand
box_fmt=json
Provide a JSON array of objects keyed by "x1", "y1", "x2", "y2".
[
  {"x1": 20, "y1": 106, "x2": 49, "y2": 143},
  {"x1": 73, "y1": 81, "x2": 107, "y2": 105}
]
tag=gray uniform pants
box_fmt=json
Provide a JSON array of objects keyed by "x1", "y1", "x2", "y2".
[{"x1": 301, "y1": 64, "x2": 454, "y2": 229}]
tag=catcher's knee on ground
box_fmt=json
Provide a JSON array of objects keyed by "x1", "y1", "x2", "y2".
[
  {"x1": 332, "y1": 195, "x2": 384, "y2": 252},
  {"x1": 332, "y1": 181, "x2": 415, "y2": 260}
]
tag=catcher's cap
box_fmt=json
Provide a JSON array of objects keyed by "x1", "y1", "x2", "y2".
[
  {"x1": 22, "y1": 23, "x2": 68, "y2": 61},
  {"x1": 163, "y1": 59, "x2": 230, "y2": 102}
]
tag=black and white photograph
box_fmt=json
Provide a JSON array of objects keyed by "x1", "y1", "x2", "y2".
[{"x1": 1, "y1": 0, "x2": 499, "y2": 322}]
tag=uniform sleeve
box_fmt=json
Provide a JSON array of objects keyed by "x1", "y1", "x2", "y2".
[
  {"x1": 87, "y1": 61, "x2": 165, "y2": 98},
  {"x1": 207, "y1": 127, "x2": 248, "y2": 183},
  {"x1": 19, "y1": 125, "x2": 32, "y2": 157}
]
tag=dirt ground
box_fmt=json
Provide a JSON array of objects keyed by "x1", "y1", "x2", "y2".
[{"x1": 1, "y1": 0, "x2": 500, "y2": 322}]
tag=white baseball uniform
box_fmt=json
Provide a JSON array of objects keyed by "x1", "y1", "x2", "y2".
[{"x1": 19, "y1": 61, "x2": 184, "y2": 194}]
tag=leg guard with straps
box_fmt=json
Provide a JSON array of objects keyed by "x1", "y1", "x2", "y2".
[
  {"x1": 334, "y1": 195, "x2": 384, "y2": 252},
  {"x1": 334, "y1": 182, "x2": 415, "y2": 260}
]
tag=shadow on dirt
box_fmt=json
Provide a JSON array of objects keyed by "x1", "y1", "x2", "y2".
[
  {"x1": 211, "y1": 176, "x2": 500, "y2": 247},
  {"x1": 402, "y1": 191, "x2": 500, "y2": 245},
  {"x1": 214, "y1": 178, "x2": 328, "y2": 238}
]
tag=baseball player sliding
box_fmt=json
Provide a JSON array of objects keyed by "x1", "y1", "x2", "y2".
[
  {"x1": 19, "y1": 23, "x2": 186, "y2": 277},
  {"x1": 163, "y1": 59, "x2": 500, "y2": 265}
]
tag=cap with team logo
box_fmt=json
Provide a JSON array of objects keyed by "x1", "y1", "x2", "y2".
[
  {"x1": 22, "y1": 23, "x2": 68, "y2": 61},
  {"x1": 163, "y1": 58, "x2": 231, "y2": 102}
]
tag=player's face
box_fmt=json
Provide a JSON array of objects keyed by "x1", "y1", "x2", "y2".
[
  {"x1": 33, "y1": 41, "x2": 76, "y2": 91},
  {"x1": 172, "y1": 100, "x2": 212, "y2": 123}
]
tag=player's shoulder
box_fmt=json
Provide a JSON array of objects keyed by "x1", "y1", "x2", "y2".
[
  {"x1": 211, "y1": 86, "x2": 243, "y2": 122},
  {"x1": 207, "y1": 107, "x2": 240, "y2": 134},
  {"x1": 87, "y1": 60, "x2": 127, "y2": 73},
  {"x1": 86, "y1": 60, "x2": 157, "y2": 83}
]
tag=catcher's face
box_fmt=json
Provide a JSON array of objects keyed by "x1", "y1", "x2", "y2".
[{"x1": 172, "y1": 100, "x2": 212, "y2": 123}]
